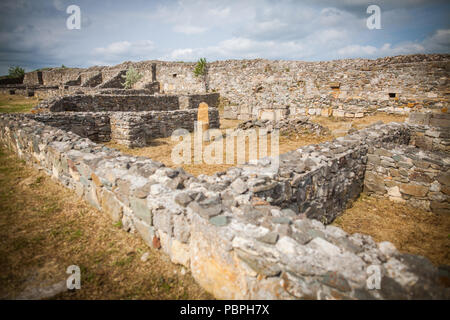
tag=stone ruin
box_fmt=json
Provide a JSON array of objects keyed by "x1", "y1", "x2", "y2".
[
  {"x1": 0, "y1": 54, "x2": 449, "y2": 299},
  {"x1": 235, "y1": 117, "x2": 330, "y2": 136},
  {"x1": 1, "y1": 54, "x2": 449, "y2": 120},
  {"x1": 1, "y1": 63, "x2": 221, "y2": 148},
  {"x1": 0, "y1": 109, "x2": 448, "y2": 299}
]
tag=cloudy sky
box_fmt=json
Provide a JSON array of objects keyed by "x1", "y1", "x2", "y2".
[{"x1": 0, "y1": 0, "x2": 449, "y2": 74}]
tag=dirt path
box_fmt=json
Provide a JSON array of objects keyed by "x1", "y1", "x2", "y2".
[{"x1": 0, "y1": 147, "x2": 212, "y2": 300}]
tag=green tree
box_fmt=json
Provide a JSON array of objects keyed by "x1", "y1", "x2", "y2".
[
  {"x1": 122, "y1": 67, "x2": 143, "y2": 89},
  {"x1": 193, "y1": 58, "x2": 207, "y2": 77},
  {"x1": 8, "y1": 66, "x2": 25, "y2": 79},
  {"x1": 193, "y1": 58, "x2": 209, "y2": 92}
]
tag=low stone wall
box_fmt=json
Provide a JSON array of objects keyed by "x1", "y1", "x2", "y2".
[
  {"x1": 23, "y1": 71, "x2": 43, "y2": 85},
  {"x1": 0, "y1": 76, "x2": 23, "y2": 85},
  {"x1": 1, "y1": 113, "x2": 447, "y2": 299},
  {"x1": 24, "y1": 109, "x2": 220, "y2": 148},
  {"x1": 224, "y1": 96, "x2": 446, "y2": 120},
  {"x1": 231, "y1": 122, "x2": 410, "y2": 223},
  {"x1": 0, "y1": 85, "x2": 59, "y2": 98},
  {"x1": 25, "y1": 112, "x2": 111, "y2": 143},
  {"x1": 364, "y1": 144, "x2": 449, "y2": 214},
  {"x1": 97, "y1": 70, "x2": 127, "y2": 89},
  {"x1": 39, "y1": 94, "x2": 180, "y2": 112},
  {"x1": 187, "y1": 93, "x2": 220, "y2": 109},
  {"x1": 110, "y1": 109, "x2": 220, "y2": 147},
  {"x1": 96, "y1": 87, "x2": 160, "y2": 95},
  {"x1": 408, "y1": 112, "x2": 450, "y2": 153}
]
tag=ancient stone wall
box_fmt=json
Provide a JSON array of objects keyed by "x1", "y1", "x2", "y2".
[
  {"x1": 186, "y1": 93, "x2": 220, "y2": 109},
  {"x1": 128, "y1": 54, "x2": 449, "y2": 120},
  {"x1": 1, "y1": 113, "x2": 447, "y2": 299},
  {"x1": 14, "y1": 54, "x2": 449, "y2": 120},
  {"x1": 26, "y1": 112, "x2": 111, "y2": 143},
  {"x1": 0, "y1": 76, "x2": 23, "y2": 85},
  {"x1": 40, "y1": 94, "x2": 180, "y2": 112},
  {"x1": 23, "y1": 71, "x2": 43, "y2": 85},
  {"x1": 230, "y1": 122, "x2": 410, "y2": 223},
  {"x1": 364, "y1": 144, "x2": 449, "y2": 214},
  {"x1": 97, "y1": 70, "x2": 127, "y2": 89},
  {"x1": 408, "y1": 112, "x2": 450, "y2": 153},
  {"x1": 110, "y1": 109, "x2": 220, "y2": 147}
]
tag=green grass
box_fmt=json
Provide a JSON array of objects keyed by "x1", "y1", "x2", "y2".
[{"x1": 0, "y1": 94, "x2": 39, "y2": 113}]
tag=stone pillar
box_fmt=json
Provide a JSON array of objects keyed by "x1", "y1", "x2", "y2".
[
  {"x1": 151, "y1": 63, "x2": 157, "y2": 82},
  {"x1": 197, "y1": 102, "x2": 210, "y2": 140}
]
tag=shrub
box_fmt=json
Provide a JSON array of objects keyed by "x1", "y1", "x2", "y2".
[
  {"x1": 122, "y1": 67, "x2": 143, "y2": 89},
  {"x1": 8, "y1": 66, "x2": 25, "y2": 79},
  {"x1": 193, "y1": 58, "x2": 207, "y2": 77}
]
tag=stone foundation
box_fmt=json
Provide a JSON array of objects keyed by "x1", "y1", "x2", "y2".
[
  {"x1": 110, "y1": 109, "x2": 220, "y2": 147},
  {"x1": 24, "y1": 109, "x2": 220, "y2": 148},
  {"x1": 364, "y1": 144, "x2": 449, "y2": 214},
  {"x1": 0, "y1": 113, "x2": 448, "y2": 300}
]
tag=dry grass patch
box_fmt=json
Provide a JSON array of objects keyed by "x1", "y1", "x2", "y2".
[
  {"x1": 0, "y1": 94, "x2": 39, "y2": 113},
  {"x1": 105, "y1": 130, "x2": 332, "y2": 177},
  {"x1": 105, "y1": 113, "x2": 407, "y2": 176},
  {"x1": 0, "y1": 146, "x2": 212, "y2": 300},
  {"x1": 333, "y1": 194, "x2": 450, "y2": 266},
  {"x1": 106, "y1": 116, "x2": 333, "y2": 176}
]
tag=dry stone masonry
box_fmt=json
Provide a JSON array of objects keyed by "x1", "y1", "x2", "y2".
[
  {"x1": 2, "y1": 54, "x2": 448, "y2": 121},
  {"x1": 364, "y1": 112, "x2": 450, "y2": 215},
  {"x1": 0, "y1": 112, "x2": 448, "y2": 300},
  {"x1": 0, "y1": 54, "x2": 449, "y2": 300}
]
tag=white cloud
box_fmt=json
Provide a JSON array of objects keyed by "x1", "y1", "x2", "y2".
[
  {"x1": 164, "y1": 37, "x2": 309, "y2": 61},
  {"x1": 93, "y1": 40, "x2": 157, "y2": 63},
  {"x1": 173, "y1": 25, "x2": 207, "y2": 35},
  {"x1": 338, "y1": 44, "x2": 378, "y2": 56},
  {"x1": 336, "y1": 29, "x2": 450, "y2": 58}
]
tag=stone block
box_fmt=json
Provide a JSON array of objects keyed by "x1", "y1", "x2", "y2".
[
  {"x1": 399, "y1": 183, "x2": 428, "y2": 197},
  {"x1": 130, "y1": 196, "x2": 152, "y2": 224},
  {"x1": 100, "y1": 189, "x2": 123, "y2": 222}
]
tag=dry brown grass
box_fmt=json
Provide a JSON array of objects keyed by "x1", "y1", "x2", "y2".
[
  {"x1": 105, "y1": 131, "x2": 332, "y2": 177},
  {"x1": 333, "y1": 194, "x2": 450, "y2": 266},
  {"x1": 0, "y1": 93, "x2": 39, "y2": 113},
  {"x1": 0, "y1": 146, "x2": 212, "y2": 300},
  {"x1": 106, "y1": 113, "x2": 407, "y2": 177}
]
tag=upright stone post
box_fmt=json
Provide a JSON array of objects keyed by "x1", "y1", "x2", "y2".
[
  {"x1": 151, "y1": 63, "x2": 157, "y2": 82},
  {"x1": 197, "y1": 102, "x2": 210, "y2": 142}
]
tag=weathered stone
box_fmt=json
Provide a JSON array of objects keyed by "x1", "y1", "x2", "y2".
[
  {"x1": 100, "y1": 189, "x2": 123, "y2": 222},
  {"x1": 209, "y1": 215, "x2": 230, "y2": 227},
  {"x1": 257, "y1": 232, "x2": 279, "y2": 245},
  {"x1": 188, "y1": 201, "x2": 222, "y2": 218},
  {"x1": 399, "y1": 183, "x2": 428, "y2": 197},
  {"x1": 230, "y1": 178, "x2": 248, "y2": 194},
  {"x1": 175, "y1": 192, "x2": 193, "y2": 207},
  {"x1": 236, "y1": 250, "x2": 281, "y2": 277},
  {"x1": 130, "y1": 197, "x2": 152, "y2": 224},
  {"x1": 134, "y1": 219, "x2": 155, "y2": 247},
  {"x1": 319, "y1": 271, "x2": 351, "y2": 292}
]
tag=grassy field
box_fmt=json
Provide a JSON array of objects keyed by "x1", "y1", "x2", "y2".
[
  {"x1": 0, "y1": 94, "x2": 39, "y2": 113},
  {"x1": 0, "y1": 146, "x2": 212, "y2": 300}
]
